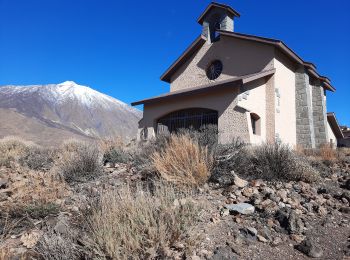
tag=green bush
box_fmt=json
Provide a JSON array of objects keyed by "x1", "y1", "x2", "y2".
[{"x1": 24, "y1": 203, "x2": 60, "y2": 219}]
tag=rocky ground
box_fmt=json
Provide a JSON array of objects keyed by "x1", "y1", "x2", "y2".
[{"x1": 1, "y1": 156, "x2": 350, "y2": 259}]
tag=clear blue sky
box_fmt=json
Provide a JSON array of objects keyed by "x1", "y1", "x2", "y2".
[{"x1": 0, "y1": 0, "x2": 349, "y2": 126}]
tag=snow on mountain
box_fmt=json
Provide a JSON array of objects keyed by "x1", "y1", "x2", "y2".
[{"x1": 0, "y1": 81, "x2": 142, "y2": 144}]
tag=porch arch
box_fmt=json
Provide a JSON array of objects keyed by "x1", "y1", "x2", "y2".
[{"x1": 156, "y1": 108, "x2": 218, "y2": 135}]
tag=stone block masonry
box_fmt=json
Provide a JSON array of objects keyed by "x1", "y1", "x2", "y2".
[
  {"x1": 295, "y1": 68, "x2": 315, "y2": 148},
  {"x1": 312, "y1": 82, "x2": 328, "y2": 147}
]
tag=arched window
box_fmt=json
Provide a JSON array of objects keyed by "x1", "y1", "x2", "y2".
[
  {"x1": 250, "y1": 113, "x2": 261, "y2": 136},
  {"x1": 157, "y1": 108, "x2": 218, "y2": 135}
]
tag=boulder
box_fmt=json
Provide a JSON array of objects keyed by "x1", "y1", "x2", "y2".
[
  {"x1": 275, "y1": 208, "x2": 304, "y2": 234},
  {"x1": 226, "y1": 203, "x2": 255, "y2": 215}
]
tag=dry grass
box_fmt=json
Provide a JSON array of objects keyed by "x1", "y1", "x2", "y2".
[
  {"x1": 319, "y1": 143, "x2": 337, "y2": 161},
  {"x1": 56, "y1": 140, "x2": 103, "y2": 184},
  {"x1": 87, "y1": 183, "x2": 201, "y2": 259},
  {"x1": 0, "y1": 246, "x2": 28, "y2": 260},
  {"x1": 0, "y1": 136, "x2": 33, "y2": 168},
  {"x1": 1, "y1": 168, "x2": 69, "y2": 218},
  {"x1": 296, "y1": 143, "x2": 344, "y2": 162},
  {"x1": 35, "y1": 228, "x2": 80, "y2": 260},
  {"x1": 97, "y1": 136, "x2": 124, "y2": 156},
  {"x1": 152, "y1": 134, "x2": 212, "y2": 186},
  {"x1": 0, "y1": 136, "x2": 55, "y2": 171}
]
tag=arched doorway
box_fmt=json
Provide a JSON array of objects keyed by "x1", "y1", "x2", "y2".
[{"x1": 156, "y1": 108, "x2": 218, "y2": 135}]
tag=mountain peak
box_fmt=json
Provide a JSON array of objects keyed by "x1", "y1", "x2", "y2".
[
  {"x1": 0, "y1": 82, "x2": 142, "y2": 143},
  {"x1": 59, "y1": 81, "x2": 78, "y2": 86}
]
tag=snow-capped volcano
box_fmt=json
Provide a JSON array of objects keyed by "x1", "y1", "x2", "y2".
[{"x1": 0, "y1": 82, "x2": 141, "y2": 145}]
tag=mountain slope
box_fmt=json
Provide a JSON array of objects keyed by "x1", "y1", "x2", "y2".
[{"x1": 0, "y1": 81, "x2": 141, "y2": 145}]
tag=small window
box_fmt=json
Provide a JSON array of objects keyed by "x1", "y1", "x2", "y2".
[{"x1": 250, "y1": 113, "x2": 261, "y2": 135}]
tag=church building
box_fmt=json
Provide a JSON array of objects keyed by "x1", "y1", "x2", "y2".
[{"x1": 132, "y1": 2, "x2": 339, "y2": 148}]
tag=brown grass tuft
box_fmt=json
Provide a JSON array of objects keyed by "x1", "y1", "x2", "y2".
[
  {"x1": 152, "y1": 134, "x2": 212, "y2": 186},
  {"x1": 87, "y1": 182, "x2": 200, "y2": 259},
  {"x1": 97, "y1": 136, "x2": 124, "y2": 155},
  {"x1": 2, "y1": 168, "x2": 69, "y2": 218},
  {"x1": 319, "y1": 143, "x2": 337, "y2": 161}
]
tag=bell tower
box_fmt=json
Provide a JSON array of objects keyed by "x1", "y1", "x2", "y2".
[{"x1": 197, "y1": 2, "x2": 240, "y2": 43}]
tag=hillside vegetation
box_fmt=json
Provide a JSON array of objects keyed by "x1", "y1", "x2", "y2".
[{"x1": 0, "y1": 129, "x2": 349, "y2": 259}]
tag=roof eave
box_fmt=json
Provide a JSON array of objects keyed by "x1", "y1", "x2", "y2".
[
  {"x1": 132, "y1": 69, "x2": 275, "y2": 106},
  {"x1": 197, "y1": 2, "x2": 241, "y2": 24},
  {"x1": 327, "y1": 112, "x2": 344, "y2": 139}
]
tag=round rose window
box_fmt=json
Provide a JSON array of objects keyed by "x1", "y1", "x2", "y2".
[{"x1": 206, "y1": 60, "x2": 223, "y2": 80}]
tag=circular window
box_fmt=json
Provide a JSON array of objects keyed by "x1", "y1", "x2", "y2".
[{"x1": 206, "y1": 60, "x2": 223, "y2": 80}]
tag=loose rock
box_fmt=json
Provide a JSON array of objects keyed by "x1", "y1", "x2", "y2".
[
  {"x1": 233, "y1": 173, "x2": 248, "y2": 188},
  {"x1": 226, "y1": 203, "x2": 255, "y2": 215},
  {"x1": 295, "y1": 239, "x2": 323, "y2": 258}
]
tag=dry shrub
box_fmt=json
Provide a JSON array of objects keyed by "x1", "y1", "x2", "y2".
[
  {"x1": 250, "y1": 143, "x2": 319, "y2": 183},
  {"x1": 57, "y1": 140, "x2": 103, "y2": 184},
  {"x1": 2, "y1": 168, "x2": 69, "y2": 218},
  {"x1": 35, "y1": 228, "x2": 80, "y2": 260},
  {"x1": 0, "y1": 247, "x2": 26, "y2": 260},
  {"x1": 0, "y1": 247, "x2": 11, "y2": 260},
  {"x1": 152, "y1": 134, "x2": 212, "y2": 186},
  {"x1": 131, "y1": 134, "x2": 170, "y2": 172},
  {"x1": 97, "y1": 136, "x2": 124, "y2": 154},
  {"x1": 103, "y1": 147, "x2": 130, "y2": 165},
  {"x1": 319, "y1": 143, "x2": 337, "y2": 161},
  {"x1": 211, "y1": 137, "x2": 249, "y2": 186},
  {"x1": 19, "y1": 146, "x2": 56, "y2": 171},
  {"x1": 0, "y1": 136, "x2": 32, "y2": 168},
  {"x1": 296, "y1": 143, "x2": 340, "y2": 162},
  {"x1": 178, "y1": 124, "x2": 219, "y2": 154},
  {"x1": 0, "y1": 136, "x2": 55, "y2": 171},
  {"x1": 87, "y1": 183, "x2": 200, "y2": 259}
]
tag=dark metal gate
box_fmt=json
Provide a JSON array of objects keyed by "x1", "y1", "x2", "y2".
[{"x1": 156, "y1": 108, "x2": 218, "y2": 135}]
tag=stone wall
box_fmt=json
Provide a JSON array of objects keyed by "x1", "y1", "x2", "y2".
[
  {"x1": 295, "y1": 67, "x2": 315, "y2": 148},
  {"x1": 312, "y1": 81, "x2": 328, "y2": 147},
  {"x1": 265, "y1": 74, "x2": 275, "y2": 143},
  {"x1": 221, "y1": 15, "x2": 234, "y2": 32}
]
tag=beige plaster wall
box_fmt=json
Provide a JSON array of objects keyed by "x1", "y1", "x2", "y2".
[
  {"x1": 170, "y1": 36, "x2": 275, "y2": 92},
  {"x1": 139, "y1": 86, "x2": 250, "y2": 144},
  {"x1": 273, "y1": 51, "x2": 297, "y2": 146},
  {"x1": 327, "y1": 121, "x2": 337, "y2": 148},
  {"x1": 236, "y1": 78, "x2": 267, "y2": 144}
]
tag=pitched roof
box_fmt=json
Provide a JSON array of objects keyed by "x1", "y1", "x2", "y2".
[
  {"x1": 160, "y1": 35, "x2": 206, "y2": 83},
  {"x1": 197, "y1": 2, "x2": 241, "y2": 24},
  {"x1": 327, "y1": 112, "x2": 344, "y2": 139},
  {"x1": 160, "y1": 31, "x2": 335, "y2": 92},
  {"x1": 132, "y1": 69, "x2": 275, "y2": 106}
]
